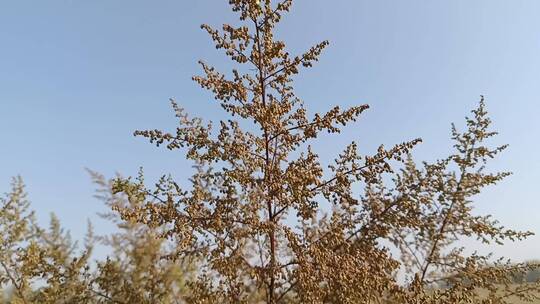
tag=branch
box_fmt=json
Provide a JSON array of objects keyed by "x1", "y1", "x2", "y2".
[
  {"x1": 0, "y1": 260, "x2": 29, "y2": 304},
  {"x1": 310, "y1": 156, "x2": 387, "y2": 193},
  {"x1": 90, "y1": 288, "x2": 126, "y2": 304},
  {"x1": 419, "y1": 173, "x2": 465, "y2": 284}
]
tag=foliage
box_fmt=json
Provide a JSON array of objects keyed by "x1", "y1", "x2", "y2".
[
  {"x1": 109, "y1": 0, "x2": 540, "y2": 303},
  {"x1": 0, "y1": 177, "x2": 93, "y2": 304},
  {"x1": 89, "y1": 170, "x2": 195, "y2": 304},
  {"x1": 0, "y1": 174, "x2": 195, "y2": 303}
]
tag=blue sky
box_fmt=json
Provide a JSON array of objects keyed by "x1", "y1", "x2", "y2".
[{"x1": 1, "y1": 0, "x2": 539, "y2": 260}]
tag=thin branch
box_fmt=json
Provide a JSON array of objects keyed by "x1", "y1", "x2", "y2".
[
  {"x1": 419, "y1": 163, "x2": 468, "y2": 283},
  {"x1": 90, "y1": 288, "x2": 126, "y2": 304},
  {"x1": 395, "y1": 232, "x2": 424, "y2": 271},
  {"x1": 0, "y1": 260, "x2": 29, "y2": 304},
  {"x1": 310, "y1": 154, "x2": 390, "y2": 193}
]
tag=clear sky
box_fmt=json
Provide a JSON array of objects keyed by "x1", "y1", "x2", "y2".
[{"x1": 1, "y1": 1, "x2": 539, "y2": 260}]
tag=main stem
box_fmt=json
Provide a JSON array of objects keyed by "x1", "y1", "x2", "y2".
[{"x1": 255, "y1": 19, "x2": 277, "y2": 304}]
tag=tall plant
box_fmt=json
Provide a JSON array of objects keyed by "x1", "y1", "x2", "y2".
[{"x1": 112, "y1": 1, "x2": 539, "y2": 303}]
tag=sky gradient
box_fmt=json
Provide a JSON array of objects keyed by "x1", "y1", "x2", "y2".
[{"x1": 1, "y1": 0, "x2": 539, "y2": 260}]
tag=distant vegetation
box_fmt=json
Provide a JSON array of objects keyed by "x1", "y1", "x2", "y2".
[{"x1": 513, "y1": 262, "x2": 540, "y2": 284}]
